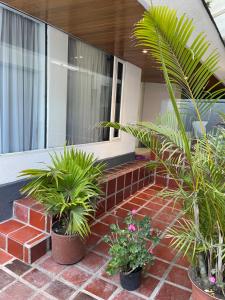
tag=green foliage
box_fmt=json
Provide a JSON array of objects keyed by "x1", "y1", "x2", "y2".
[
  {"x1": 103, "y1": 211, "x2": 160, "y2": 275},
  {"x1": 19, "y1": 148, "x2": 105, "y2": 237},
  {"x1": 101, "y1": 4, "x2": 225, "y2": 296}
]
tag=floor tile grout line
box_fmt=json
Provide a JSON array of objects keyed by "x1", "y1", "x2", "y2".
[
  {"x1": 163, "y1": 279, "x2": 192, "y2": 292},
  {"x1": 148, "y1": 251, "x2": 181, "y2": 300},
  {"x1": 0, "y1": 183, "x2": 189, "y2": 300},
  {"x1": 0, "y1": 274, "x2": 17, "y2": 293},
  {"x1": 147, "y1": 209, "x2": 188, "y2": 300},
  {"x1": 83, "y1": 185, "x2": 182, "y2": 300},
  {"x1": 30, "y1": 261, "x2": 83, "y2": 299},
  {"x1": 1, "y1": 264, "x2": 55, "y2": 299},
  {"x1": 120, "y1": 201, "x2": 181, "y2": 299},
  {"x1": 31, "y1": 233, "x2": 189, "y2": 300},
  {"x1": 67, "y1": 260, "x2": 115, "y2": 300},
  {"x1": 89, "y1": 188, "x2": 170, "y2": 254},
  {"x1": 33, "y1": 255, "x2": 114, "y2": 300},
  {"x1": 89, "y1": 186, "x2": 180, "y2": 262},
  {"x1": 108, "y1": 285, "x2": 148, "y2": 300}
]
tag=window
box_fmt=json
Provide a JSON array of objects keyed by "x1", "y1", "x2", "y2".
[
  {"x1": 112, "y1": 60, "x2": 124, "y2": 138},
  {"x1": 0, "y1": 6, "x2": 124, "y2": 154},
  {"x1": 66, "y1": 37, "x2": 114, "y2": 145},
  {"x1": 0, "y1": 6, "x2": 46, "y2": 154}
]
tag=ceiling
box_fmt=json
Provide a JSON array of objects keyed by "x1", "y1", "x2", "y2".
[{"x1": 1, "y1": 0, "x2": 163, "y2": 82}]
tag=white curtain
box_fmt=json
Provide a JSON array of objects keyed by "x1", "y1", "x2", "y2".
[
  {"x1": 67, "y1": 38, "x2": 113, "y2": 145},
  {"x1": 0, "y1": 7, "x2": 46, "y2": 153}
]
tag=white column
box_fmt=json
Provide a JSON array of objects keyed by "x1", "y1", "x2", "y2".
[{"x1": 47, "y1": 26, "x2": 68, "y2": 148}]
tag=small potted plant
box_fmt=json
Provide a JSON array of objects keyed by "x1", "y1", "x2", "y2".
[
  {"x1": 103, "y1": 210, "x2": 160, "y2": 291},
  {"x1": 20, "y1": 147, "x2": 104, "y2": 265}
]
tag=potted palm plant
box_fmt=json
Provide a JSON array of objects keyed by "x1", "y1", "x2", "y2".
[
  {"x1": 20, "y1": 147, "x2": 104, "y2": 265},
  {"x1": 103, "y1": 210, "x2": 159, "y2": 291},
  {"x1": 101, "y1": 5, "x2": 225, "y2": 299},
  {"x1": 164, "y1": 129, "x2": 225, "y2": 300}
]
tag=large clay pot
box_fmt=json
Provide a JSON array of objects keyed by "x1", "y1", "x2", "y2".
[
  {"x1": 51, "y1": 229, "x2": 85, "y2": 265},
  {"x1": 120, "y1": 267, "x2": 142, "y2": 291},
  {"x1": 188, "y1": 269, "x2": 221, "y2": 300}
]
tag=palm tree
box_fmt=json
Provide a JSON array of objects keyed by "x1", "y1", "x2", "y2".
[{"x1": 101, "y1": 5, "x2": 225, "y2": 294}]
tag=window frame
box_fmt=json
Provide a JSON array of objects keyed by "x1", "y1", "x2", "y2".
[{"x1": 109, "y1": 57, "x2": 125, "y2": 141}]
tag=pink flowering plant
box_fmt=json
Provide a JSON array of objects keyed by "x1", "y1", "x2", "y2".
[{"x1": 103, "y1": 211, "x2": 160, "y2": 275}]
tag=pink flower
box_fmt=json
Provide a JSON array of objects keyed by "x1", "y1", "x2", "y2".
[
  {"x1": 149, "y1": 249, "x2": 154, "y2": 254},
  {"x1": 128, "y1": 224, "x2": 136, "y2": 232},
  {"x1": 131, "y1": 209, "x2": 137, "y2": 215},
  {"x1": 209, "y1": 276, "x2": 216, "y2": 284}
]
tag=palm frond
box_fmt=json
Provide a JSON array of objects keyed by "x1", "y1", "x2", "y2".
[{"x1": 134, "y1": 6, "x2": 225, "y2": 147}]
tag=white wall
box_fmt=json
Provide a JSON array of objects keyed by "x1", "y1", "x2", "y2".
[
  {"x1": 47, "y1": 27, "x2": 68, "y2": 148},
  {"x1": 141, "y1": 82, "x2": 170, "y2": 122},
  {"x1": 0, "y1": 25, "x2": 142, "y2": 184}
]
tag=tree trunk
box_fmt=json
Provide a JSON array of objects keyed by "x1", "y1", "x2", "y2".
[{"x1": 193, "y1": 201, "x2": 209, "y2": 288}]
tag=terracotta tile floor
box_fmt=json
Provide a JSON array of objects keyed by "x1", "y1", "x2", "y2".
[{"x1": 0, "y1": 184, "x2": 192, "y2": 300}]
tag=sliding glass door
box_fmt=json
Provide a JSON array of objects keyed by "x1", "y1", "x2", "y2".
[{"x1": 67, "y1": 38, "x2": 114, "y2": 145}]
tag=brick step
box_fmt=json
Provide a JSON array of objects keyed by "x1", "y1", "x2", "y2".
[
  {"x1": 13, "y1": 197, "x2": 51, "y2": 232},
  {"x1": 0, "y1": 219, "x2": 50, "y2": 264},
  {"x1": 0, "y1": 160, "x2": 155, "y2": 265}
]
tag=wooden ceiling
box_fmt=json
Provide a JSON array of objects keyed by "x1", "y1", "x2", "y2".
[{"x1": 1, "y1": 0, "x2": 163, "y2": 82}]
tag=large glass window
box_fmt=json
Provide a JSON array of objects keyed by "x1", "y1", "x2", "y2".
[
  {"x1": 66, "y1": 37, "x2": 114, "y2": 145},
  {"x1": 0, "y1": 6, "x2": 46, "y2": 154}
]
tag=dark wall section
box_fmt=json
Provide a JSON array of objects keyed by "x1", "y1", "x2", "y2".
[
  {"x1": 0, "y1": 152, "x2": 135, "y2": 222},
  {"x1": 0, "y1": 178, "x2": 28, "y2": 222},
  {"x1": 100, "y1": 152, "x2": 135, "y2": 169}
]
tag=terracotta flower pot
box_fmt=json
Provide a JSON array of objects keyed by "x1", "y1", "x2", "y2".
[
  {"x1": 120, "y1": 267, "x2": 142, "y2": 291},
  {"x1": 188, "y1": 269, "x2": 221, "y2": 300},
  {"x1": 51, "y1": 229, "x2": 85, "y2": 265}
]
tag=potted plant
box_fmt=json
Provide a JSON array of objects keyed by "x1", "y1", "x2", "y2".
[
  {"x1": 103, "y1": 210, "x2": 160, "y2": 291},
  {"x1": 20, "y1": 147, "x2": 105, "y2": 265},
  {"x1": 165, "y1": 130, "x2": 225, "y2": 300},
  {"x1": 101, "y1": 5, "x2": 225, "y2": 299}
]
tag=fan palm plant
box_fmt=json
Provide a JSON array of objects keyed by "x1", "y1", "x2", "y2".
[
  {"x1": 20, "y1": 147, "x2": 104, "y2": 236},
  {"x1": 101, "y1": 5, "x2": 225, "y2": 298},
  {"x1": 20, "y1": 148, "x2": 105, "y2": 264}
]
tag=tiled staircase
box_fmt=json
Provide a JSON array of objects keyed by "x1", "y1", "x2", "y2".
[
  {"x1": 0, "y1": 159, "x2": 154, "y2": 264},
  {"x1": 0, "y1": 156, "x2": 182, "y2": 265},
  {"x1": 0, "y1": 198, "x2": 51, "y2": 264}
]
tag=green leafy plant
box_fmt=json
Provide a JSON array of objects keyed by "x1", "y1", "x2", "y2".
[
  {"x1": 20, "y1": 148, "x2": 105, "y2": 237},
  {"x1": 103, "y1": 210, "x2": 160, "y2": 275},
  {"x1": 101, "y1": 5, "x2": 225, "y2": 297},
  {"x1": 164, "y1": 127, "x2": 225, "y2": 296}
]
